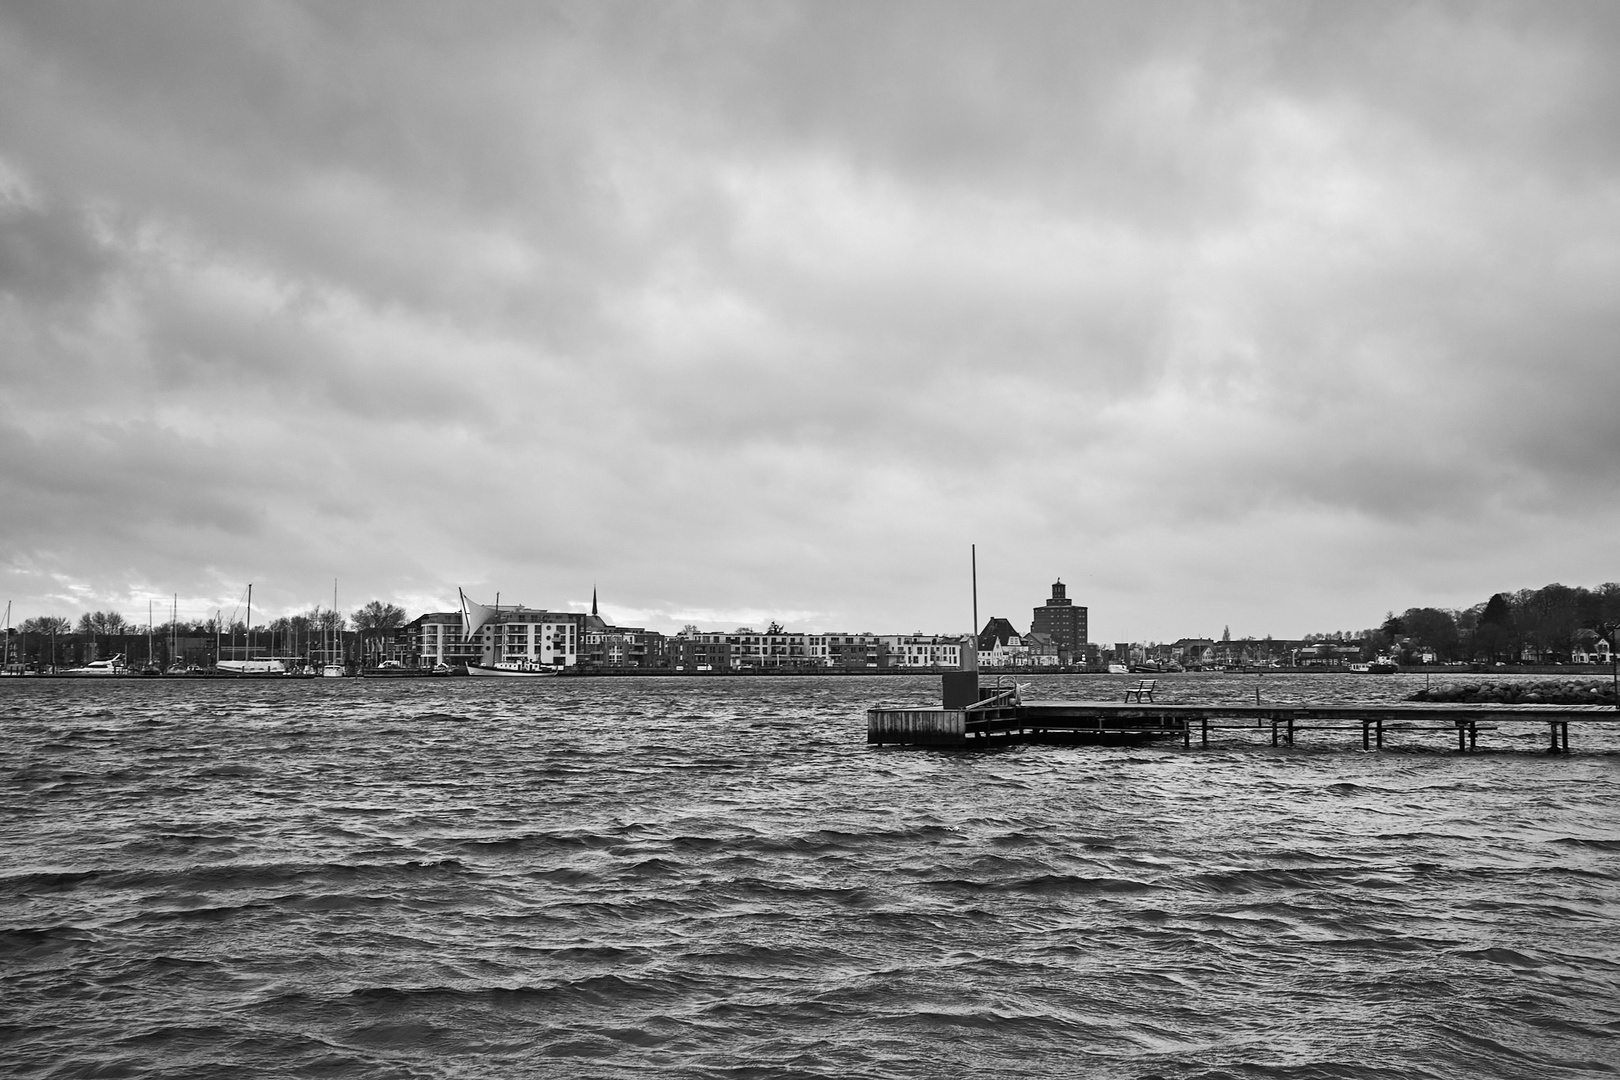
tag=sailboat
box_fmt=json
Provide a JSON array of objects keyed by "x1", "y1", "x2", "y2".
[
  {"x1": 459, "y1": 589, "x2": 563, "y2": 676},
  {"x1": 1, "y1": 601, "x2": 14, "y2": 675},
  {"x1": 140, "y1": 600, "x2": 162, "y2": 675},
  {"x1": 322, "y1": 580, "x2": 346, "y2": 677},
  {"x1": 216, "y1": 585, "x2": 287, "y2": 675},
  {"x1": 166, "y1": 594, "x2": 188, "y2": 674}
]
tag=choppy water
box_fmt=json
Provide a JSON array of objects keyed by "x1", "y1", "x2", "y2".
[{"x1": 3, "y1": 673, "x2": 1618, "y2": 1080}]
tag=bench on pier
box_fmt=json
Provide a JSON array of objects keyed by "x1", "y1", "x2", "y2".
[{"x1": 1124, "y1": 679, "x2": 1156, "y2": 703}]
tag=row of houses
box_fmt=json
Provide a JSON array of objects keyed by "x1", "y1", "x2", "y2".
[
  {"x1": 405, "y1": 605, "x2": 969, "y2": 672},
  {"x1": 412, "y1": 610, "x2": 979, "y2": 672},
  {"x1": 399, "y1": 580, "x2": 1094, "y2": 673}
]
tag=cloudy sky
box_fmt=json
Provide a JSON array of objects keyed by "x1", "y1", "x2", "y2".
[{"x1": 2, "y1": 2, "x2": 1617, "y2": 642}]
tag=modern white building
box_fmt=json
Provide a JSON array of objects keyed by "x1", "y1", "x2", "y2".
[
  {"x1": 879, "y1": 634, "x2": 962, "y2": 669},
  {"x1": 405, "y1": 606, "x2": 583, "y2": 668}
]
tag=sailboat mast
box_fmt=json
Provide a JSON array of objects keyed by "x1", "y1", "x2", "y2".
[
  {"x1": 246, "y1": 584, "x2": 252, "y2": 660},
  {"x1": 967, "y1": 544, "x2": 979, "y2": 673}
]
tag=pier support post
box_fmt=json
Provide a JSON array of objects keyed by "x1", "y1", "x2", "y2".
[
  {"x1": 1547, "y1": 721, "x2": 1570, "y2": 753},
  {"x1": 1286, "y1": 714, "x2": 1295, "y2": 747},
  {"x1": 1376, "y1": 717, "x2": 1384, "y2": 749},
  {"x1": 1201, "y1": 716, "x2": 1209, "y2": 748}
]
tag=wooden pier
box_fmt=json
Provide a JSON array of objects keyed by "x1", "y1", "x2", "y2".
[{"x1": 868, "y1": 696, "x2": 1620, "y2": 753}]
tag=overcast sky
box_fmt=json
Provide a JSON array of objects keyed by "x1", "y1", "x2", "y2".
[{"x1": 2, "y1": 1, "x2": 1618, "y2": 642}]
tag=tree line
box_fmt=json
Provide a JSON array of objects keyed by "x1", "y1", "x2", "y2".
[
  {"x1": 4, "y1": 600, "x2": 410, "y2": 669},
  {"x1": 1312, "y1": 582, "x2": 1620, "y2": 664}
]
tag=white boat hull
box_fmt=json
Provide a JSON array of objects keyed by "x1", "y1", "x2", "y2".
[
  {"x1": 217, "y1": 659, "x2": 288, "y2": 675},
  {"x1": 62, "y1": 654, "x2": 127, "y2": 676},
  {"x1": 464, "y1": 662, "x2": 565, "y2": 677}
]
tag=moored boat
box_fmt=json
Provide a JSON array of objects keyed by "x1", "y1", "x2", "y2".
[
  {"x1": 216, "y1": 657, "x2": 288, "y2": 675},
  {"x1": 463, "y1": 659, "x2": 564, "y2": 677},
  {"x1": 63, "y1": 653, "x2": 128, "y2": 676}
]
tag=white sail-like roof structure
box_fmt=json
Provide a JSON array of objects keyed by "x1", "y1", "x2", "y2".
[{"x1": 459, "y1": 589, "x2": 500, "y2": 639}]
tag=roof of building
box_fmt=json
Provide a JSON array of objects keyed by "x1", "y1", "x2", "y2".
[{"x1": 977, "y1": 617, "x2": 1023, "y2": 650}]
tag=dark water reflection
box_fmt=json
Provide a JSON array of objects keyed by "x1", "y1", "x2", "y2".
[{"x1": 3, "y1": 673, "x2": 1618, "y2": 1079}]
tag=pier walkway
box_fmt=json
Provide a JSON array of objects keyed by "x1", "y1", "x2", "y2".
[{"x1": 868, "y1": 699, "x2": 1620, "y2": 752}]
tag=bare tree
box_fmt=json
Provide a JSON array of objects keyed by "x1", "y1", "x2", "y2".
[{"x1": 23, "y1": 616, "x2": 72, "y2": 635}]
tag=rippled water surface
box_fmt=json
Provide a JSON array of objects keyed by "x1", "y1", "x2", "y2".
[{"x1": 4, "y1": 673, "x2": 1619, "y2": 1079}]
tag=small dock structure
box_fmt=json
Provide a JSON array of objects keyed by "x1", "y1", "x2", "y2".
[{"x1": 869, "y1": 676, "x2": 1619, "y2": 753}]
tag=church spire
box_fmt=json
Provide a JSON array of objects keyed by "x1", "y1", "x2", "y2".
[{"x1": 591, "y1": 585, "x2": 598, "y2": 617}]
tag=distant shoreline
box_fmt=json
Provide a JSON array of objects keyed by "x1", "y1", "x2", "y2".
[{"x1": 5, "y1": 663, "x2": 1611, "y2": 681}]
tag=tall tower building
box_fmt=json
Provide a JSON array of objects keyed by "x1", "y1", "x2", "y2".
[{"x1": 1031, "y1": 579, "x2": 1088, "y2": 662}]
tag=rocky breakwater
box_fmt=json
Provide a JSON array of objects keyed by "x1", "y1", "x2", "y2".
[{"x1": 1413, "y1": 679, "x2": 1619, "y2": 706}]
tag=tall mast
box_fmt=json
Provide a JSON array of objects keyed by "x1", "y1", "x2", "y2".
[{"x1": 967, "y1": 544, "x2": 979, "y2": 673}]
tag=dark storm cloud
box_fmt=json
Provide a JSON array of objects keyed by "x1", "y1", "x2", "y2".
[{"x1": 1, "y1": 1, "x2": 1617, "y2": 637}]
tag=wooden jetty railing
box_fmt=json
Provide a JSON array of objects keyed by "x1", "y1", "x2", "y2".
[{"x1": 868, "y1": 699, "x2": 1620, "y2": 753}]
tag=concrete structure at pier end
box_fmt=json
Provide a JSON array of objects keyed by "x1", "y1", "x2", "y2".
[{"x1": 1031, "y1": 579, "x2": 1088, "y2": 664}]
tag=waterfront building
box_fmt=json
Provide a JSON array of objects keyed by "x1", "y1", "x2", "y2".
[
  {"x1": 405, "y1": 606, "x2": 584, "y2": 668},
  {"x1": 976, "y1": 617, "x2": 1027, "y2": 667},
  {"x1": 1022, "y1": 631, "x2": 1061, "y2": 667},
  {"x1": 677, "y1": 627, "x2": 821, "y2": 670},
  {"x1": 976, "y1": 617, "x2": 1022, "y2": 654},
  {"x1": 402, "y1": 612, "x2": 478, "y2": 668},
  {"x1": 1171, "y1": 638, "x2": 1216, "y2": 669},
  {"x1": 807, "y1": 633, "x2": 883, "y2": 669},
  {"x1": 580, "y1": 590, "x2": 667, "y2": 669},
  {"x1": 1030, "y1": 579, "x2": 1087, "y2": 663},
  {"x1": 975, "y1": 618, "x2": 1063, "y2": 668},
  {"x1": 480, "y1": 608, "x2": 582, "y2": 668},
  {"x1": 669, "y1": 637, "x2": 733, "y2": 671},
  {"x1": 879, "y1": 634, "x2": 962, "y2": 669}
]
